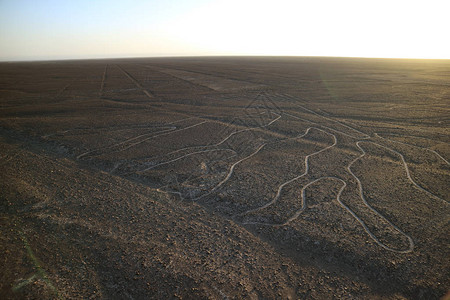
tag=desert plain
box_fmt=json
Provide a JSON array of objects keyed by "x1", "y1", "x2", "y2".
[{"x1": 0, "y1": 57, "x2": 449, "y2": 299}]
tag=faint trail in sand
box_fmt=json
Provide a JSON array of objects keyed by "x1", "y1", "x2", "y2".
[
  {"x1": 100, "y1": 64, "x2": 107, "y2": 96},
  {"x1": 53, "y1": 83, "x2": 71, "y2": 100},
  {"x1": 116, "y1": 65, "x2": 154, "y2": 99},
  {"x1": 138, "y1": 148, "x2": 236, "y2": 172},
  {"x1": 77, "y1": 120, "x2": 210, "y2": 160},
  {"x1": 283, "y1": 112, "x2": 369, "y2": 140},
  {"x1": 278, "y1": 93, "x2": 370, "y2": 139},
  {"x1": 76, "y1": 125, "x2": 177, "y2": 159}
]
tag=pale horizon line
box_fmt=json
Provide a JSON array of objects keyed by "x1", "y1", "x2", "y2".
[{"x1": 2, "y1": 53, "x2": 449, "y2": 63}]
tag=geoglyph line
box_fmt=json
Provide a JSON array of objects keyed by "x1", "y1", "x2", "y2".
[
  {"x1": 77, "y1": 126, "x2": 177, "y2": 159},
  {"x1": 138, "y1": 148, "x2": 237, "y2": 172},
  {"x1": 120, "y1": 121, "x2": 207, "y2": 152},
  {"x1": 100, "y1": 64, "x2": 107, "y2": 96},
  {"x1": 122, "y1": 91, "x2": 430, "y2": 253},
  {"x1": 77, "y1": 110, "x2": 276, "y2": 161},
  {"x1": 239, "y1": 127, "x2": 336, "y2": 217},
  {"x1": 241, "y1": 143, "x2": 416, "y2": 253},
  {"x1": 377, "y1": 132, "x2": 450, "y2": 146},
  {"x1": 155, "y1": 111, "x2": 279, "y2": 159},
  {"x1": 345, "y1": 141, "x2": 416, "y2": 253},
  {"x1": 149, "y1": 110, "x2": 283, "y2": 200},
  {"x1": 148, "y1": 92, "x2": 448, "y2": 252},
  {"x1": 72, "y1": 88, "x2": 446, "y2": 253},
  {"x1": 139, "y1": 64, "x2": 217, "y2": 92},
  {"x1": 121, "y1": 110, "x2": 280, "y2": 176},
  {"x1": 188, "y1": 143, "x2": 268, "y2": 201},
  {"x1": 53, "y1": 83, "x2": 71, "y2": 100},
  {"x1": 240, "y1": 176, "x2": 345, "y2": 227},
  {"x1": 357, "y1": 141, "x2": 449, "y2": 204},
  {"x1": 375, "y1": 133, "x2": 450, "y2": 165},
  {"x1": 284, "y1": 112, "x2": 369, "y2": 140},
  {"x1": 116, "y1": 65, "x2": 154, "y2": 99},
  {"x1": 278, "y1": 93, "x2": 370, "y2": 139},
  {"x1": 77, "y1": 121, "x2": 207, "y2": 160},
  {"x1": 135, "y1": 92, "x2": 416, "y2": 253}
]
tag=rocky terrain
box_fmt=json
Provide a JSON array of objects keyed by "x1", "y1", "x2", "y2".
[{"x1": 1, "y1": 57, "x2": 449, "y2": 299}]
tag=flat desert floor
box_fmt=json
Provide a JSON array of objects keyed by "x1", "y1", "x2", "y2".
[{"x1": 0, "y1": 57, "x2": 449, "y2": 299}]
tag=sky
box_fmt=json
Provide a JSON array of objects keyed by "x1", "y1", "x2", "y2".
[{"x1": 1, "y1": 0, "x2": 449, "y2": 61}]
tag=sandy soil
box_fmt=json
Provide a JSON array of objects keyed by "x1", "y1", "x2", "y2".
[{"x1": 1, "y1": 57, "x2": 449, "y2": 299}]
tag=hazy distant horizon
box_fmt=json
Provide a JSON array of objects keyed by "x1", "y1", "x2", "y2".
[
  {"x1": 1, "y1": 0, "x2": 449, "y2": 61},
  {"x1": 3, "y1": 54, "x2": 450, "y2": 64}
]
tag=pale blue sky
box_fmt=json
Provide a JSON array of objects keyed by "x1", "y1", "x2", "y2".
[{"x1": 1, "y1": 0, "x2": 449, "y2": 61}]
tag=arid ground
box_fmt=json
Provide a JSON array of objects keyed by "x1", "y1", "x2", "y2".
[{"x1": 1, "y1": 57, "x2": 449, "y2": 299}]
